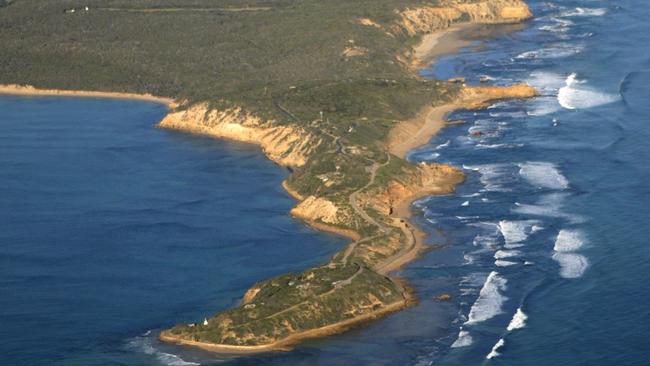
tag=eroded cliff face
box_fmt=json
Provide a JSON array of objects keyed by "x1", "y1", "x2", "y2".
[
  {"x1": 290, "y1": 196, "x2": 341, "y2": 225},
  {"x1": 394, "y1": 0, "x2": 532, "y2": 36},
  {"x1": 158, "y1": 103, "x2": 321, "y2": 168},
  {"x1": 364, "y1": 163, "x2": 465, "y2": 217},
  {"x1": 458, "y1": 84, "x2": 538, "y2": 108}
]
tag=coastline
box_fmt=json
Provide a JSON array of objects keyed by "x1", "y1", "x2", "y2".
[
  {"x1": 409, "y1": 23, "x2": 476, "y2": 74},
  {"x1": 0, "y1": 84, "x2": 177, "y2": 108},
  {"x1": 160, "y1": 293, "x2": 410, "y2": 353},
  {"x1": 1, "y1": 2, "x2": 535, "y2": 354},
  {"x1": 159, "y1": 20, "x2": 536, "y2": 353}
]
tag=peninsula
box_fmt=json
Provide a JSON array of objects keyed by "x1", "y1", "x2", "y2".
[{"x1": 0, "y1": 0, "x2": 535, "y2": 352}]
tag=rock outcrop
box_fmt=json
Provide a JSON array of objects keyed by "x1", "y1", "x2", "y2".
[
  {"x1": 290, "y1": 196, "x2": 341, "y2": 225},
  {"x1": 393, "y1": 0, "x2": 533, "y2": 36},
  {"x1": 458, "y1": 84, "x2": 538, "y2": 108},
  {"x1": 158, "y1": 104, "x2": 321, "y2": 168}
]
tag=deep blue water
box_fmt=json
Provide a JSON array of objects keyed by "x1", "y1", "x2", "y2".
[{"x1": 3, "y1": 0, "x2": 650, "y2": 364}]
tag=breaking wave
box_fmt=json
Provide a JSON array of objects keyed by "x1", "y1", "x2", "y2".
[
  {"x1": 451, "y1": 330, "x2": 474, "y2": 348},
  {"x1": 519, "y1": 161, "x2": 569, "y2": 190},
  {"x1": 561, "y1": 7, "x2": 607, "y2": 18},
  {"x1": 513, "y1": 193, "x2": 586, "y2": 224},
  {"x1": 554, "y1": 229, "x2": 587, "y2": 252},
  {"x1": 466, "y1": 272, "x2": 508, "y2": 324},
  {"x1": 126, "y1": 332, "x2": 199, "y2": 366},
  {"x1": 558, "y1": 73, "x2": 620, "y2": 109},
  {"x1": 516, "y1": 44, "x2": 583, "y2": 60},
  {"x1": 495, "y1": 259, "x2": 517, "y2": 267},
  {"x1": 552, "y1": 252, "x2": 589, "y2": 279},
  {"x1": 463, "y1": 163, "x2": 514, "y2": 192},
  {"x1": 507, "y1": 308, "x2": 528, "y2": 331},
  {"x1": 486, "y1": 339, "x2": 505, "y2": 359},
  {"x1": 498, "y1": 220, "x2": 541, "y2": 247}
]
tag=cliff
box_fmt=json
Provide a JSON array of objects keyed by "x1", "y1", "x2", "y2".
[
  {"x1": 158, "y1": 104, "x2": 321, "y2": 168},
  {"x1": 394, "y1": 0, "x2": 532, "y2": 36},
  {"x1": 152, "y1": 0, "x2": 536, "y2": 353}
]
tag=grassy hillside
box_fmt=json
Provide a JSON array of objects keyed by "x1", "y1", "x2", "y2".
[
  {"x1": 0, "y1": 0, "x2": 533, "y2": 350},
  {"x1": 0, "y1": 0, "x2": 442, "y2": 120}
]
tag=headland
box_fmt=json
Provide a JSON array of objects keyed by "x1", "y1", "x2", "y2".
[{"x1": 0, "y1": 0, "x2": 535, "y2": 353}]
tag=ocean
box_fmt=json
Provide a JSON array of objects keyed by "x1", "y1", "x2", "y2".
[{"x1": 2, "y1": 0, "x2": 649, "y2": 364}]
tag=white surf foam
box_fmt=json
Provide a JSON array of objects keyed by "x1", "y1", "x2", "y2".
[
  {"x1": 513, "y1": 193, "x2": 586, "y2": 223},
  {"x1": 498, "y1": 220, "x2": 540, "y2": 246},
  {"x1": 507, "y1": 308, "x2": 528, "y2": 331},
  {"x1": 451, "y1": 330, "x2": 474, "y2": 348},
  {"x1": 461, "y1": 200, "x2": 470, "y2": 207},
  {"x1": 526, "y1": 71, "x2": 566, "y2": 93},
  {"x1": 519, "y1": 162, "x2": 569, "y2": 190},
  {"x1": 554, "y1": 229, "x2": 587, "y2": 252},
  {"x1": 538, "y1": 17, "x2": 574, "y2": 34},
  {"x1": 127, "y1": 333, "x2": 199, "y2": 366},
  {"x1": 494, "y1": 250, "x2": 522, "y2": 259},
  {"x1": 495, "y1": 259, "x2": 518, "y2": 267},
  {"x1": 476, "y1": 143, "x2": 524, "y2": 149},
  {"x1": 463, "y1": 163, "x2": 514, "y2": 192},
  {"x1": 516, "y1": 44, "x2": 583, "y2": 60},
  {"x1": 466, "y1": 272, "x2": 508, "y2": 324},
  {"x1": 553, "y1": 252, "x2": 589, "y2": 278},
  {"x1": 558, "y1": 73, "x2": 620, "y2": 109},
  {"x1": 486, "y1": 339, "x2": 506, "y2": 359},
  {"x1": 527, "y1": 97, "x2": 562, "y2": 116},
  {"x1": 561, "y1": 7, "x2": 607, "y2": 17},
  {"x1": 436, "y1": 140, "x2": 451, "y2": 149}
]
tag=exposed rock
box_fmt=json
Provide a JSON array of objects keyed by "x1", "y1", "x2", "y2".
[
  {"x1": 458, "y1": 84, "x2": 538, "y2": 109},
  {"x1": 393, "y1": 0, "x2": 533, "y2": 36},
  {"x1": 290, "y1": 196, "x2": 341, "y2": 224},
  {"x1": 158, "y1": 103, "x2": 321, "y2": 168}
]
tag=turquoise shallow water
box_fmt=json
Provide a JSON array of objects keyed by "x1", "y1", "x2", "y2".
[{"x1": 3, "y1": 0, "x2": 650, "y2": 364}]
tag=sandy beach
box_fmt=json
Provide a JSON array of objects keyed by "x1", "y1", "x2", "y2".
[{"x1": 0, "y1": 84, "x2": 177, "y2": 108}]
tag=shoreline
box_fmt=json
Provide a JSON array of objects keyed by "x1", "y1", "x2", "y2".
[
  {"x1": 2, "y1": 13, "x2": 534, "y2": 356},
  {"x1": 158, "y1": 22, "x2": 510, "y2": 353},
  {"x1": 160, "y1": 290, "x2": 412, "y2": 354},
  {"x1": 409, "y1": 23, "x2": 476, "y2": 74},
  {"x1": 0, "y1": 84, "x2": 177, "y2": 108}
]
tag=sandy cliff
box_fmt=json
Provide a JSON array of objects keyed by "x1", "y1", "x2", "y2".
[
  {"x1": 394, "y1": 0, "x2": 532, "y2": 36},
  {"x1": 158, "y1": 104, "x2": 321, "y2": 168}
]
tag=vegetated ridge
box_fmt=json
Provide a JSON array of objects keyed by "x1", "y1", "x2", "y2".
[{"x1": 0, "y1": 0, "x2": 535, "y2": 352}]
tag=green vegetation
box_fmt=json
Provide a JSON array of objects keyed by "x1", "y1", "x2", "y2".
[
  {"x1": 0, "y1": 0, "x2": 525, "y2": 350},
  {"x1": 166, "y1": 263, "x2": 404, "y2": 345}
]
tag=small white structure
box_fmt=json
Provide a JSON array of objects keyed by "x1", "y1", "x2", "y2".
[
  {"x1": 203, "y1": 318, "x2": 209, "y2": 326},
  {"x1": 85, "y1": 6, "x2": 89, "y2": 11}
]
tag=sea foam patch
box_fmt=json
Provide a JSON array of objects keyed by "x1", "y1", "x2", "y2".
[
  {"x1": 486, "y1": 339, "x2": 505, "y2": 359},
  {"x1": 516, "y1": 44, "x2": 584, "y2": 60},
  {"x1": 126, "y1": 332, "x2": 199, "y2": 366},
  {"x1": 561, "y1": 7, "x2": 607, "y2": 18},
  {"x1": 507, "y1": 308, "x2": 528, "y2": 331},
  {"x1": 554, "y1": 229, "x2": 587, "y2": 252},
  {"x1": 558, "y1": 73, "x2": 620, "y2": 110},
  {"x1": 519, "y1": 162, "x2": 569, "y2": 190},
  {"x1": 451, "y1": 330, "x2": 474, "y2": 348},
  {"x1": 552, "y1": 229, "x2": 589, "y2": 278},
  {"x1": 513, "y1": 193, "x2": 586, "y2": 224},
  {"x1": 553, "y1": 252, "x2": 589, "y2": 278},
  {"x1": 463, "y1": 163, "x2": 515, "y2": 192},
  {"x1": 466, "y1": 272, "x2": 508, "y2": 324},
  {"x1": 499, "y1": 220, "x2": 540, "y2": 246}
]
